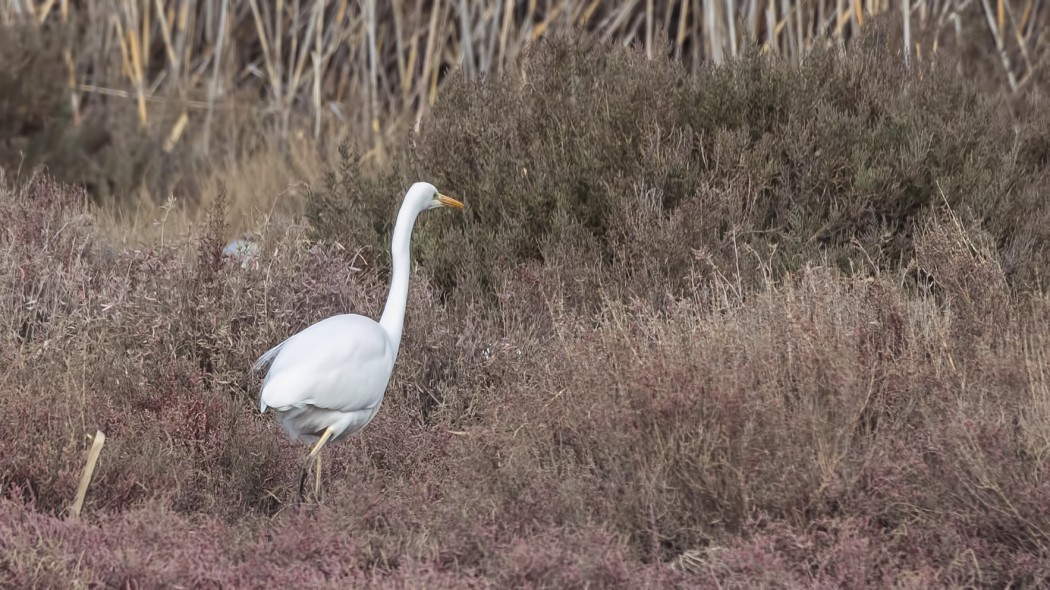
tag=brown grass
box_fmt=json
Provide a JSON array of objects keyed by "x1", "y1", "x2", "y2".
[
  {"x1": 3, "y1": 168, "x2": 1049, "y2": 586},
  {"x1": 2, "y1": 23, "x2": 1050, "y2": 589}
]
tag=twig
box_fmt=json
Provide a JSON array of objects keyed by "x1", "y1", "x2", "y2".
[{"x1": 70, "y1": 430, "x2": 106, "y2": 519}]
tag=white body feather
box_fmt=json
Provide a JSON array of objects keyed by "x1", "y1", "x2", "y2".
[{"x1": 256, "y1": 314, "x2": 396, "y2": 444}]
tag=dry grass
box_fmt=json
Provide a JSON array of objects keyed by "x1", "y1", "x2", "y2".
[
  {"x1": 94, "y1": 133, "x2": 326, "y2": 242},
  {"x1": 2, "y1": 168, "x2": 1049, "y2": 586},
  {"x1": 2, "y1": 21, "x2": 1050, "y2": 589}
]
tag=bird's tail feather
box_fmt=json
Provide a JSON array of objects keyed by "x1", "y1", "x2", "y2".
[
  {"x1": 253, "y1": 339, "x2": 287, "y2": 372},
  {"x1": 255, "y1": 339, "x2": 288, "y2": 413}
]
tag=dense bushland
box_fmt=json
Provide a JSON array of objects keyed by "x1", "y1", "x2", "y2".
[
  {"x1": 3, "y1": 33, "x2": 1050, "y2": 587},
  {"x1": 309, "y1": 32, "x2": 1050, "y2": 311}
]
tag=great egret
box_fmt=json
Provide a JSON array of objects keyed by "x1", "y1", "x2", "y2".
[{"x1": 253, "y1": 182, "x2": 464, "y2": 498}]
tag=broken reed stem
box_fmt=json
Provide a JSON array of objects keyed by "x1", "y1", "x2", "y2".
[
  {"x1": 979, "y1": 0, "x2": 1020, "y2": 90},
  {"x1": 202, "y1": 0, "x2": 228, "y2": 155},
  {"x1": 70, "y1": 430, "x2": 106, "y2": 519},
  {"x1": 164, "y1": 111, "x2": 190, "y2": 152},
  {"x1": 903, "y1": 0, "x2": 911, "y2": 66},
  {"x1": 311, "y1": 0, "x2": 323, "y2": 139}
]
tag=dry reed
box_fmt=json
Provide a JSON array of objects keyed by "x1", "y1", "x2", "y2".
[{"x1": 4, "y1": 0, "x2": 1043, "y2": 154}]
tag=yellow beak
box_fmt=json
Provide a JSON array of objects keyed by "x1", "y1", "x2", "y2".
[{"x1": 437, "y1": 194, "x2": 465, "y2": 209}]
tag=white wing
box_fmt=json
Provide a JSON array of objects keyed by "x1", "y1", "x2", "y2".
[{"x1": 257, "y1": 314, "x2": 396, "y2": 414}]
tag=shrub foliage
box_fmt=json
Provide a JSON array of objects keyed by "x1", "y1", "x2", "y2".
[{"x1": 310, "y1": 31, "x2": 1050, "y2": 308}]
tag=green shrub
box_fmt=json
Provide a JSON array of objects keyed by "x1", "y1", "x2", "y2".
[
  {"x1": 0, "y1": 25, "x2": 77, "y2": 179},
  {"x1": 307, "y1": 30, "x2": 1050, "y2": 313},
  {"x1": 0, "y1": 25, "x2": 202, "y2": 204}
]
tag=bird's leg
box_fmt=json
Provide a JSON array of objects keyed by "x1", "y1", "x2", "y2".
[
  {"x1": 297, "y1": 464, "x2": 309, "y2": 502},
  {"x1": 297, "y1": 426, "x2": 334, "y2": 502}
]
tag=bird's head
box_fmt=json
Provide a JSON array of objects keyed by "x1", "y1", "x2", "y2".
[{"x1": 406, "y1": 182, "x2": 464, "y2": 213}]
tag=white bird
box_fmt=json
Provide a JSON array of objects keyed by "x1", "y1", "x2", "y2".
[{"x1": 253, "y1": 182, "x2": 464, "y2": 498}]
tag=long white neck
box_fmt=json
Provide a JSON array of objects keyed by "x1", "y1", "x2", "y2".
[{"x1": 378, "y1": 200, "x2": 421, "y2": 359}]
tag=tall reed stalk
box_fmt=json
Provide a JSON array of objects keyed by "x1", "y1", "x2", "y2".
[{"x1": 3, "y1": 0, "x2": 1044, "y2": 151}]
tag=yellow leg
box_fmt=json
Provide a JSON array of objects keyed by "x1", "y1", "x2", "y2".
[
  {"x1": 308, "y1": 426, "x2": 334, "y2": 459},
  {"x1": 297, "y1": 426, "x2": 335, "y2": 502}
]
